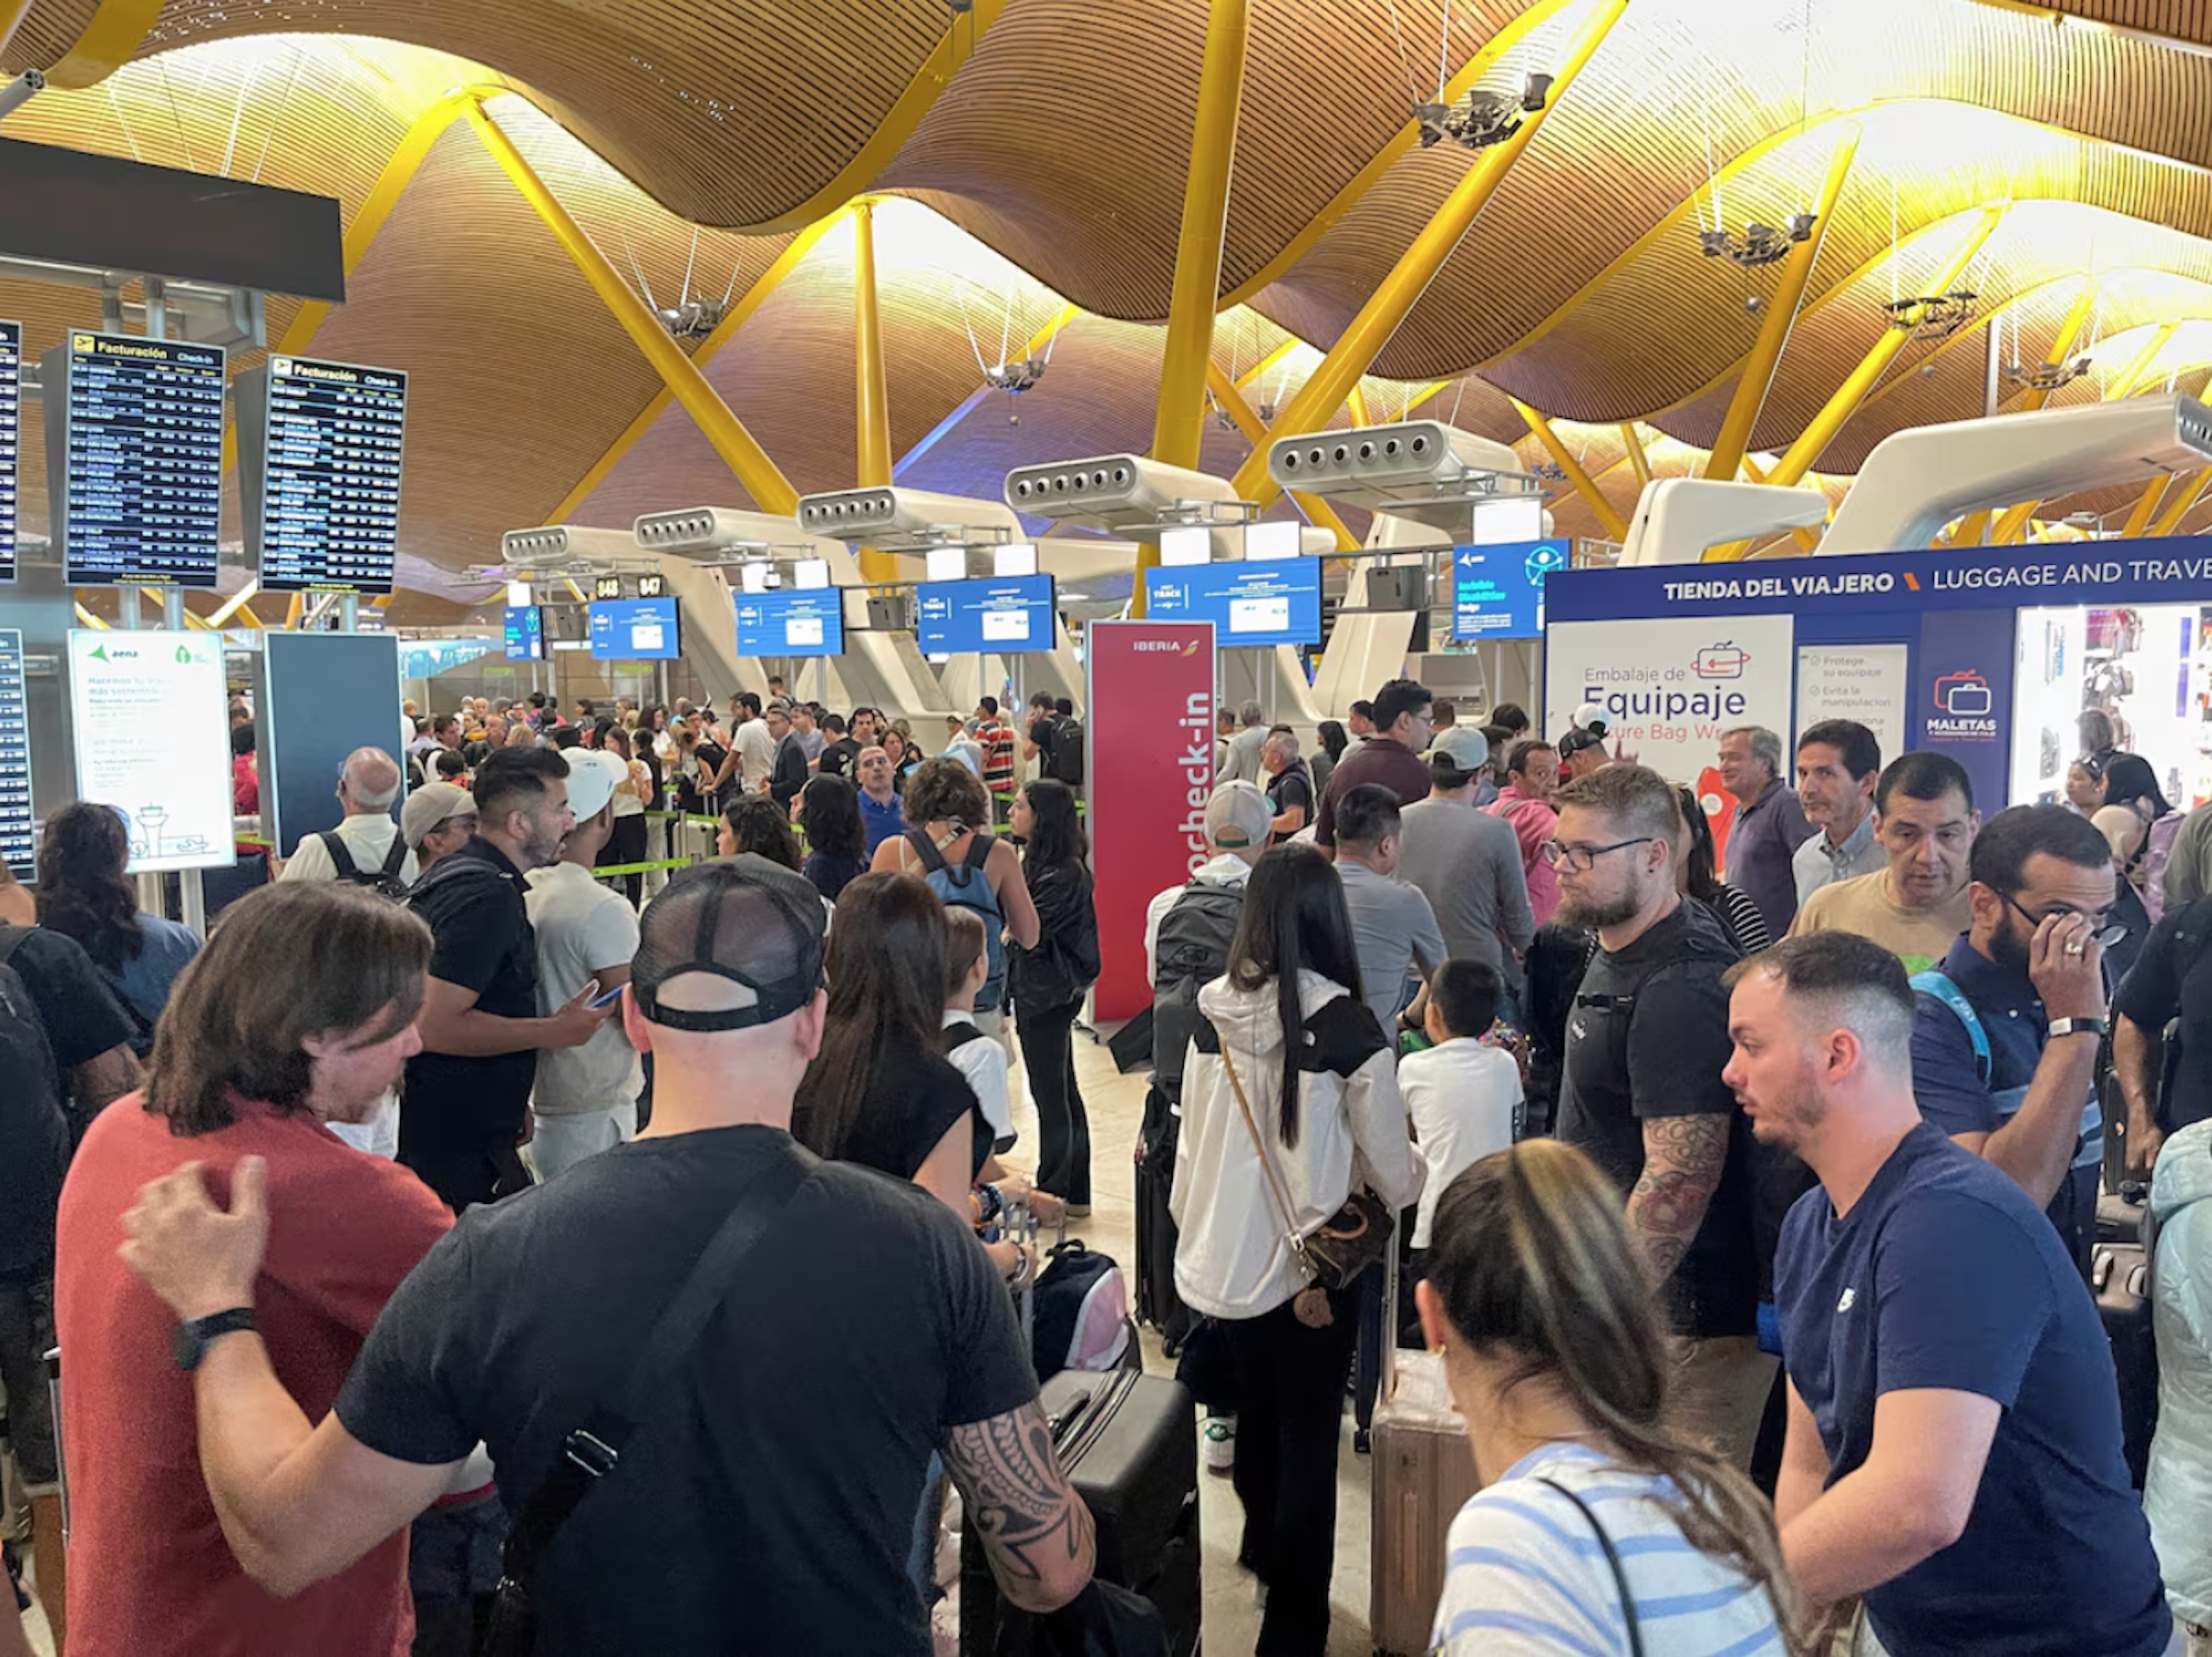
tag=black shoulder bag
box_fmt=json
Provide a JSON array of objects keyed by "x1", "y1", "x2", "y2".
[{"x1": 477, "y1": 1139, "x2": 819, "y2": 1654}]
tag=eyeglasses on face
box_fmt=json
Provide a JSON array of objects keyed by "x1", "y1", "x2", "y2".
[
  {"x1": 1997, "y1": 889, "x2": 2128, "y2": 950},
  {"x1": 1539, "y1": 835, "x2": 1655, "y2": 872}
]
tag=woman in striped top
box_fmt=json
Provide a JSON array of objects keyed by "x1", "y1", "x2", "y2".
[{"x1": 1418, "y1": 1140, "x2": 1807, "y2": 1655}]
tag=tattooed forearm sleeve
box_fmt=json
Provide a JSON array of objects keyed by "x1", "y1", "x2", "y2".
[
  {"x1": 943, "y1": 1400, "x2": 1096, "y2": 1614},
  {"x1": 1626, "y1": 1112, "x2": 1731, "y2": 1291}
]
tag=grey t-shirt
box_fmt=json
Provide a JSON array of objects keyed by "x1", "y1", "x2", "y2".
[
  {"x1": 1335, "y1": 857, "x2": 1447, "y2": 1031},
  {"x1": 1395, "y1": 796, "x2": 1535, "y2": 988},
  {"x1": 1222, "y1": 724, "x2": 1270, "y2": 785}
]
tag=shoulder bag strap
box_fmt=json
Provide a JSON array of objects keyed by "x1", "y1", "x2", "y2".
[
  {"x1": 1218, "y1": 1044, "x2": 1309, "y2": 1275},
  {"x1": 1908, "y1": 968, "x2": 1991, "y2": 1085},
  {"x1": 378, "y1": 829, "x2": 412, "y2": 879},
  {"x1": 497, "y1": 1138, "x2": 820, "y2": 1592},
  {"x1": 1535, "y1": 1475, "x2": 1644, "y2": 1657},
  {"x1": 320, "y1": 830, "x2": 360, "y2": 878}
]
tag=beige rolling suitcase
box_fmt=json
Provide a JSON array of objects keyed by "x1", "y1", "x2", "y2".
[{"x1": 1368, "y1": 1250, "x2": 1483, "y2": 1657}]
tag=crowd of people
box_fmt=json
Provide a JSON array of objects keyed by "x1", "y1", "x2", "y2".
[{"x1": 5, "y1": 664, "x2": 2212, "y2": 1657}]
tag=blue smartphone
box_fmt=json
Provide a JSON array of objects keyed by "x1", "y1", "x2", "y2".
[{"x1": 588, "y1": 984, "x2": 624, "y2": 1010}]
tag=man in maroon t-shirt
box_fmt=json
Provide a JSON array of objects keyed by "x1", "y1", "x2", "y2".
[
  {"x1": 54, "y1": 884, "x2": 453, "y2": 1657},
  {"x1": 1314, "y1": 677, "x2": 1436, "y2": 851}
]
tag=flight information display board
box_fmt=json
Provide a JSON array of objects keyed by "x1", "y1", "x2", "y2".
[
  {"x1": 49, "y1": 330, "x2": 227, "y2": 587},
  {"x1": 915, "y1": 574, "x2": 1058, "y2": 655},
  {"x1": 238, "y1": 355, "x2": 406, "y2": 593},
  {"x1": 589, "y1": 596, "x2": 680, "y2": 660},
  {"x1": 0, "y1": 630, "x2": 31, "y2": 873},
  {"x1": 1451, "y1": 538, "x2": 1568, "y2": 641},
  {"x1": 736, "y1": 590, "x2": 845, "y2": 657},
  {"x1": 68, "y1": 630, "x2": 235, "y2": 873},
  {"x1": 503, "y1": 604, "x2": 544, "y2": 661},
  {"x1": 1143, "y1": 558, "x2": 1323, "y2": 648},
  {"x1": 0, "y1": 321, "x2": 18, "y2": 582}
]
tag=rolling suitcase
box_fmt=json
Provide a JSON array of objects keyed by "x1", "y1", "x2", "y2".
[
  {"x1": 1368, "y1": 1249, "x2": 1483, "y2": 1657},
  {"x1": 961, "y1": 1366, "x2": 1201, "y2": 1657},
  {"x1": 1132, "y1": 1085, "x2": 1195, "y2": 1354},
  {"x1": 2092, "y1": 1242, "x2": 2158, "y2": 1489}
]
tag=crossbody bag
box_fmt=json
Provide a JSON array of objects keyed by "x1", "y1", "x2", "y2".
[
  {"x1": 1218, "y1": 1043, "x2": 1392, "y2": 1330},
  {"x1": 1536, "y1": 1476, "x2": 1645, "y2": 1657},
  {"x1": 477, "y1": 1139, "x2": 819, "y2": 1654}
]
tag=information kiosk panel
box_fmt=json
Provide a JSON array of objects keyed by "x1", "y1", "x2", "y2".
[
  {"x1": 0, "y1": 322, "x2": 18, "y2": 582},
  {"x1": 0, "y1": 630, "x2": 31, "y2": 872},
  {"x1": 67, "y1": 630, "x2": 235, "y2": 872},
  {"x1": 1143, "y1": 558, "x2": 1322, "y2": 647},
  {"x1": 50, "y1": 331, "x2": 226, "y2": 588},
  {"x1": 589, "y1": 596, "x2": 680, "y2": 660},
  {"x1": 736, "y1": 590, "x2": 845, "y2": 657},
  {"x1": 1451, "y1": 538, "x2": 1565, "y2": 640},
  {"x1": 503, "y1": 605, "x2": 544, "y2": 661},
  {"x1": 238, "y1": 355, "x2": 406, "y2": 593},
  {"x1": 915, "y1": 574, "x2": 1057, "y2": 655}
]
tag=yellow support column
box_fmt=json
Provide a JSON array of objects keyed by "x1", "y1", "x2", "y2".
[
  {"x1": 1770, "y1": 205, "x2": 2005, "y2": 489},
  {"x1": 1345, "y1": 386, "x2": 1372, "y2": 430},
  {"x1": 2119, "y1": 478, "x2": 2171, "y2": 538},
  {"x1": 1229, "y1": 0, "x2": 1631, "y2": 508},
  {"x1": 853, "y1": 199, "x2": 899, "y2": 583},
  {"x1": 1205, "y1": 362, "x2": 1359, "y2": 550},
  {"x1": 1619, "y1": 423, "x2": 1653, "y2": 489},
  {"x1": 2147, "y1": 469, "x2": 2211, "y2": 538},
  {"x1": 460, "y1": 97, "x2": 798, "y2": 514},
  {"x1": 1704, "y1": 127, "x2": 1859, "y2": 481},
  {"x1": 1512, "y1": 399, "x2": 1630, "y2": 542}
]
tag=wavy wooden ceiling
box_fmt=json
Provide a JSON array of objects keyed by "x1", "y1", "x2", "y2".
[{"x1": 7, "y1": 0, "x2": 2212, "y2": 583}]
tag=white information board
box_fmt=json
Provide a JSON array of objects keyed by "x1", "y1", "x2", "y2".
[
  {"x1": 1545, "y1": 612, "x2": 1796, "y2": 787},
  {"x1": 68, "y1": 630, "x2": 236, "y2": 872},
  {"x1": 1796, "y1": 644, "x2": 1908, "y2": 773}
]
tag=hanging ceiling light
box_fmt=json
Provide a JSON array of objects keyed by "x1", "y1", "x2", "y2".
[
  {"x1": 1885, "y1": 291, "x2": 1980, "y2": 342},
  {"x1": 1697, "y1": 212, "x2": 1818, "y2": 268},
  {"x1": 1414, "y1": 72, "x2": 1553, "y2": 150},
  {"x1": 657, "y1": 297, "x2": 725, "y2": 341},
  {"x1": 1528, "y1": 460, "x2": 1567, "y2": 481},
  {"x1": 2003, "y1": 356, "x2": 2092, "y2": 392},
  {"x1": 983, "y1": 357, "x2": 1046, "y2": 395}
]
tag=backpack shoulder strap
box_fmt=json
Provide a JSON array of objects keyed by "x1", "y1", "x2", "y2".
[
  {"x1": 378, "y1": 830, "x2": 411, "y2": 879},
  {"x1": 320, "y1": 830, "x2": 360, "y2": 878},
  {"x1": 941, "y1": 1020, "x2": 985, "y2": 1055},
  {"x1": 904, "y1": 829, "x2": 949, "y2": 875},
  {"x1": 1910, "y1": 968, "x2": 1991, "y2": 1085},
  {"x1": 961, "y1": 831, "x2": 994, "y2": 875}
]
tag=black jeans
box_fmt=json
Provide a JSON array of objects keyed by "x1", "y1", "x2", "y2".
[
  {"x1": 598, "y1": 812, "x2": 647, "y2": 906},
  {"x1": 1220, "y1": 1286, "x2": 1359, "y2": 1657},
  {"x1": 0, "y1": 1276, "x2": 56, "y2": 1485},
  {"x1": 1017, "y1": 997, "x2": 1089, "y2": 1206}
]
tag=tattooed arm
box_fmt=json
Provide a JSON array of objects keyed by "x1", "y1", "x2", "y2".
[
  {"x1": 1627, "y1": 1112, "x2": 1731, "y2": 1291},
  {"x1": 942, "y1": 1401, "x2": 1096, "y2": 1614}
]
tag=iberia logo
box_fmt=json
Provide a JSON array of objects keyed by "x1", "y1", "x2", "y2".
[{"x1": 1932, "y1": 669, "x2": 1992, "y2": 715}]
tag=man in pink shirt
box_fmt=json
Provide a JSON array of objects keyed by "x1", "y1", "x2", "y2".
[{"x1": 1489, "y1": 738, "x2": 1564, "y2": 924}]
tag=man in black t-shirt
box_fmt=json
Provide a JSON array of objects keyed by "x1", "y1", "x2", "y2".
[
  {"x1": 1551, "y1": 763, "x2": 1765, "y2": 1469},
  {"x1": 114, "y1": 857, "x2": 1092, "y2": 1655},
  {"x1": 1023, "y1": 690, "x2": 1057, "y2": 772},
  {"x1": 2115, "y1": 894, "x2": 2212, "y2": 1176},
  {"x1": 1260, "y1": 728, "x2": 1314, "y2": 843},
  {"x1": 816, "y1": 713, "x2": 863, "y2": 781},
  {"x1": 402, "y1": 747, "x2": 612, "y2": 1210}
]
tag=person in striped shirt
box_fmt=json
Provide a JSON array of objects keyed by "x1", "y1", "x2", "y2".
[{"x1": 1419, "y1": 1140, "x2": 1802, "y2": 1655}]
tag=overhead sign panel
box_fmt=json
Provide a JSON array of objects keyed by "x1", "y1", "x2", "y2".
[
  {"x1": 736, "y1": 590, "x2": 846, "y2": 657},
  {"x1": 503, "y1": 604, "x2": 544, "y2": 661},
  {"x1": 48, "y1": 330, "x2": 226, "y2": 588},
  {"x1": 589, "y1": 596, "x2": 681, "y2": 660},
  {"x1": 1143, "y1": 557, "x2": 1322, "y2": 648},
  {"x1": 0, "y1": 630, "x2": 32, "y2": 873},
  {"x1": 1452, "y1": 538, "x2": 1565, "y2": 641},
  {"x1": 67, "y1": 630, "x2": 236, "y2": 873},
  {"x1": 0, "y1": 321, "x2": 18, "y2": 582},
  {"x1": 238, "y1": 355, "x2": 406, "y2": 594},
  {"x1": 915, "y1": 574, "x2": 1058, "y2": 655}
]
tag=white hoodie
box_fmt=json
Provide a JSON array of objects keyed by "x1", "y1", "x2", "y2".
[
  {"x1": 2147, "y1": 1118, "x2": 2212, "y2": 1627},
  {"x1": 1170, "y1": 968, "x2": 1422, "y2": 1320}
]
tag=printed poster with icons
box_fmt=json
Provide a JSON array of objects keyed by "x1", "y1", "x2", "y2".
[
  {"x1": 67, "y1": 630, "x2": 237, "y2": 873},
  {"x1": 1544, "y1": 612, "x2": 1796, "y2": 788}
]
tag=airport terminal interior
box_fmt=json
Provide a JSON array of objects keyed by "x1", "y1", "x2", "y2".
[{"x1": 7, "y1": 0, "x2": 2212, "y2": 1652}]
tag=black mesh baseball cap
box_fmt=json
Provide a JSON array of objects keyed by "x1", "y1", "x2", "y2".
[{"x1": 631, "y1": 856, "x2": 827, "y2": 1032}]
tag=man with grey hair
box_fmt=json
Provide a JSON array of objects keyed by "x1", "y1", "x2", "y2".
[
  {"x1": 1725, "y1": 931, "x2": 2172, "y2": 1657},
  {"x1": 278, "y1": 747, "x2": 417, "y2": 888},
  {"x1": 1718, "y1": 724, "x2": 1814, "y2": 941},
  {"x1": 1220, "y1": 700, "x2": 1270, "y2": 785},
  {"x1": 1260, "y1": 728, "x2": 1313, "y2": 843}
]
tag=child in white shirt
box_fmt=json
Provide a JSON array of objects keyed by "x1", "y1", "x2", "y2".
[{"x1": 1398, "y1": 959, "x2": 1521, "y2": 1254}]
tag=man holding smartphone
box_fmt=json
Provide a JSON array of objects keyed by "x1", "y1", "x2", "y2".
[{"x1": 525, "y1": 751, "x2": 643, "y2": 1180}]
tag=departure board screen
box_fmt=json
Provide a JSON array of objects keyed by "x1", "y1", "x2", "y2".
[
  {"x1": 50, "y1": 330, "x2": 227, "y2": 587},
  {"x1": 0, "y1": 321, "x2": 18, "y2": 582},
  {"x1": 238, "y1": 355, "x2": 406, "y2": 593},
  {"x1": 0, "y1": 630, "x2": 31, "y2": 874}
]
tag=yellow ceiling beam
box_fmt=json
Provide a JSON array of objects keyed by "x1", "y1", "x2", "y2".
[
  {"x1": 2119, "y1": 477, "x2": 2170, "y2": 537},
  {"x1": 284, "y1": 593, "x2": 304, "y2": 628},
  {"x1": 1618, "y1": 422, "x2": 1653, "y2": 489},
  {"x1": 544, "y1": 205, "x2": 846, "y2": 526},
  {"x1": 853, "y1": 199, "x2": 898, "y2": 583},
  {"x1": 1768, "y1": 205, "x2": 2006, "y2": 489},
  {"x1": 207, "y1": 581, "x2": 260, "y2": 628},
  {"x1": 1345, "y1": 385, "x2": 1372, "y2": 429},
  {"x1": 460, "y1": 95, "x2": 798, "y2": 515},
  {"x1": 1512, "y1": 397, "x2": 1630, "y2": 541},
  {"x1": 72, "y1": 602, "x2": 106, "y2": 630},
  {"x1": 1233, "y1": 337, "x2": 1300, "y2": 395},
  {"x1": 1204, "y1": 361, "x2": 1359, "y2": 552},
  {"x1": 1229, "y1": 0, "x2": 1629, "y2": 509},
  {"x1": 2014, "y1": 277, "x2": 2103, "y2": 415},
  {"x1": 39, "y1": 0, "x2": 161, "y2": 88},
  {"x1": 1991, "y1": 315, "x2": 2175, "y2": 543},
  {"x1": 1151, "y1": 0, "x2": 1248, "y2": 484},
  {"x1": 2148, "y1": 468, "x2": 2212, "y2": 537},
  {"x1": 1704, "y1": 127, "x2": 1860, "y2": 481}
]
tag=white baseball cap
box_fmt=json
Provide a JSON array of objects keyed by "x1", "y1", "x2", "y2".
[
  {"x1": 1204, "y1": 780, "x2": 1276, "y2": 850},
  {"x1": 563, "y1": 749, "x2": 627, "y2": 821},
  {"x1": 1572, "y1": 701, "x2": 1610, "y2": 735}
]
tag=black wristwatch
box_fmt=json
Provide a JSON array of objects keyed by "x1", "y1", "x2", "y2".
[
  {"x1": 2048, "y1": 1016, "x2": 2109, "y2": 1040},
  {"x1": 172, "y1": 1308, "x2": 257, "y2": 1372}
]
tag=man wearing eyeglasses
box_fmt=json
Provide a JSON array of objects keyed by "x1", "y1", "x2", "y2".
[
  {"x1": 1909, "y1": 805, "x2": 2121, "y2": 1276},
  {"x1": 1551, "y1": 763, "x2": 1766, "y2": 1468}
]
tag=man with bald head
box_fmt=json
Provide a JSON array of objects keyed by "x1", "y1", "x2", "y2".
[{"x1": 277, "y1": 746, "x2": 418, "y2": 888}]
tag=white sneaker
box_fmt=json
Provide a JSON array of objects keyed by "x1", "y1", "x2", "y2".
[{"x1": 1201, "y1": 1414, "x2": 1236, "y2": 1476}]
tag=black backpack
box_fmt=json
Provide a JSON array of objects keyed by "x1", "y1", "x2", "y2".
[
  {"x1": 1150, "y1": 879, "x2": 1244, "y2": 1106},
  {"x1": 1047, "y1": 715, "x2": 1085, "y2": 786},
  {"x1": 0, "y1": 930, "x2": 70, "y2": 1280},
  {"x1": 321, "y1": 829, "x2": 413, "y2": 900}
]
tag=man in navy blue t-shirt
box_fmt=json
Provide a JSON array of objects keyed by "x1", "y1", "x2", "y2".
[{"x1": 1723, "y1": 932, "x2": 2172, "y2": 1656}]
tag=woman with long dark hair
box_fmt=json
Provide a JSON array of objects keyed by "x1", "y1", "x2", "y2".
[
  {"x1": 1007, "y1": 779, "x2": 1100, "y2": 1212},
  {"x1": 1171, "y1": 845, "x2": 1421, "y2": 1657},
  {"x1": 1673, "y1": 785, "x2": 1772, "y2": 958},
  {"x1": 799, "y1": 776, "x2": 868, "y2": 903},
  {"x1": 718, "y1": 796, "x2": 802, "y2": 870},
  {"x1": 2096, "y1": 753, "x2": 2177, "y2": 889},
  {"x1": 596, "y1": 725, "x2": 651, "y2": 904},
  {"x1": 1311, "y1": 721, "x2": 1347, "y2": 801},
  {"x1": 37, "y1": 801, "x2": 202, "y2": 1053},
  {"x1": 791, "y1": 873, "x2": 987, "y2": 1212},
  {"x1": 1421, "y1": 1140, "x2": 1802, "y2": 1652}
]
